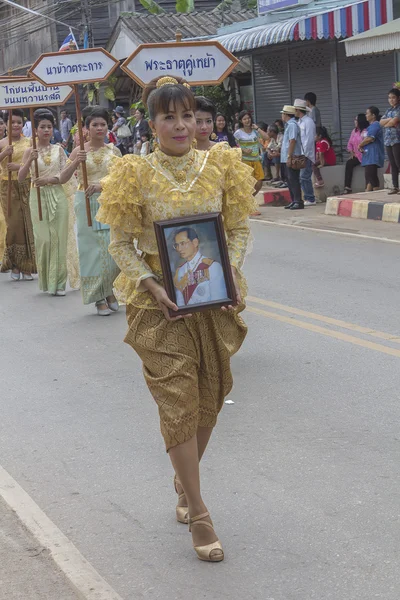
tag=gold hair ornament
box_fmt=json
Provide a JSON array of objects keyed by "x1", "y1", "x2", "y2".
[{"x1": 156, "y1": 76, "x2": 191, "y2": 89}]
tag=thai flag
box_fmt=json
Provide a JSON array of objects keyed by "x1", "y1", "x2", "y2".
[{"x1": 59, "y1": 32, "x2": 78, "y2": 52}]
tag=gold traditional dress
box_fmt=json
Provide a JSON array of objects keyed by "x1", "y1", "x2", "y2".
[
  {"x1": 74, "y1": 144, "x2": 121, "y2": 305},
  {"x1": 29, "y1": 144, "x2": 69, "y2": 294},
  {"x1": 0, "y1": 136, "x2": 36, "y2": 273},
  {"x1": 98, "y1": 144, "x2": 257, "y2": 451}
]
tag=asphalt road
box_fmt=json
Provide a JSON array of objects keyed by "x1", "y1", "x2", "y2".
[{"x1": 1, "y1": 222, "x2": 399, "y2": 600}]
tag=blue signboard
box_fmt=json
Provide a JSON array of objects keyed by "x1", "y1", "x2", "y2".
[{"x1": 258, "y1": 0, "x2": 302, "y2": 13}]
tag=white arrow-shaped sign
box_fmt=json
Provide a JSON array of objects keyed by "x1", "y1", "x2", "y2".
[
  {"x1": 121, "y1": 41, "x2": 240, "y2": 87},
  {"x1": 0, "y1": 78, "x2": 73, "y2": 109},
  {"x1": 29, "y1": 48, "x2": 119, "y2": 86}
]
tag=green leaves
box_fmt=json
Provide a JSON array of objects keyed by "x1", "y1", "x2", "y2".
[
  {"x1": 175, "y1": 0, "x2": 194, "y2": 12},
  {"x1": 138, "y1": 0, "x2": 165, "y2": 14}
]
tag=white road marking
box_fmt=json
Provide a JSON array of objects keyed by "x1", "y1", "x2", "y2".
[
  {"x1": 250, "y1": 218, "x2": 400, "y2": 245},
  {"x1": 0, "y1": 465, "x2": 124, "y2": 600}
]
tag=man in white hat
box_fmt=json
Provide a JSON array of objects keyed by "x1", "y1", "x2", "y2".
[
  {"x1": 280, "y1": 105, "x2": 303, "y2": 210},
  {"x1": 294, "y1": 98, "x2": 316, "y2": 206}
]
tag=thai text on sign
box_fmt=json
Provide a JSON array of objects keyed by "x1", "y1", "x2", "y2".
[{"x1": 0, "y1": 79, "x2": 73, "y2": 109}]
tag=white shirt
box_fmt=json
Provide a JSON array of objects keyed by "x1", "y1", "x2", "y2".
[
  {"x1": 298, "y1": 114, "x2": 316, "y2": 163},
  {"x1": 174, "y1": 251, "x2": 227, "y2": 308},
  {"x1": 22, "y1": 121, "x2": 32, "y2": 138}
]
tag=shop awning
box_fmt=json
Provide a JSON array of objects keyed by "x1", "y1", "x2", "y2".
[
  {"x1": 215, "y1": 0, "x2": 393, "y2": 53},
  {"x1": 343, "y1": 17, "x2": 400, "y2": 55}
]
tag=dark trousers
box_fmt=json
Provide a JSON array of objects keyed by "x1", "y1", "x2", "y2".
[
  {"x1": 285, "y1": 165, "x2": 302, "y2": 204},
  {"x1": 281, "y1": 163, "x2": 287, "y2": 182},
  {"x1": 365, "y1": 164, "x2": 380, "y2": 188},
  {"x1": 344, "y1": 156, "x2": 361, "y2": 189},
  {"x1": 386, "y1": 144, "x2": 400, "y2": 189}
]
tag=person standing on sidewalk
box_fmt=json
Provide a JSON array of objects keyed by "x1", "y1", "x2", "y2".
[
  {"x1": 304, "y1": 92, "x2": 321, "y2": 127},
  {"x1": 380, "y1": 88, "x2": 400, "y2": 195},
  {"x1": 342, "y1": 114, "x2": 369, "y2": 194},
  {"x1": 280, "y1": 105, "x2": 303, "y2": 210},
  {"x1": 294, "y1": 99, "x2": 316, "y2": 206},
  {"x1": 359, "y1": 106, "x2": 384, "y2": 191}
]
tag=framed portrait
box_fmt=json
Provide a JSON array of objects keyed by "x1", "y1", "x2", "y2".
[{"x1": 154, "y1": 212, "x2": 236, "y2": 316}]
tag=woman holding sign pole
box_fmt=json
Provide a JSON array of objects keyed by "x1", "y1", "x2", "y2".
[
  {"x1": 60, "y1": 108, "x2": 121, "y2": 316},
  {"x1": 97, "y1": 76, "x2": 256, "y2": 562},
  {"x1": 19, "y1": 109, "x2": 69, "y2": 296},
  {"x1": 0, "y1": 109, "x2": 36, "y2": 279}
]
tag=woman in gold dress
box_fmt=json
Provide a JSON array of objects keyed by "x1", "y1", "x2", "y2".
[
  {"x1": 97, "y1": 77, "x2": 257, "y2": 562},
  {"x1": 0, "y1": 112, "x2": 7, "y2": 261},
  {"x1": 0, "y1": 109, "x2": 36, "y2": 279},
  {"x1": 60, "y1": 108, "x2": 120, "y2": 315}
]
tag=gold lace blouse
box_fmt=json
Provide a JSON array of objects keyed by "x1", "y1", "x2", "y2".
[
  {"x1": 77, "y1": 144, "x2": 121, "y2": 187},
  {"x1": 1, "y1": 136, "x2": 31, "y2": 180},
  {"x1": 97, "y1": 144, "x2": 257, "y2": 309},
  {"x1": 30, "y1": 144, "x2": 66, "y2": 180}
]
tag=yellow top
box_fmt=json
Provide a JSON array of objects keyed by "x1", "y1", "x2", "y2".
[
  {"x1": 97, "y1": 144, "x2": 257, "y2": 309},
  {"x1": 1, "y1": 136, "x2": 31, "y2": 180},
  {"x1": 76, "y1": 143, "x2": 121, "y2": 187}
]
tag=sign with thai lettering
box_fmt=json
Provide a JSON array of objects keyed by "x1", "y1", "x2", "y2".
[
  {"x1": 121, "y1": 41, "x2": 240, "y2": 87},
  {"x1": 0, "y1": 78, "x2": 73, "y2": 109},
  {"x1": 28, "y1": 48, "x2": 119, "y2": 86},
  {"x1": 258, "y1": 0, "x2": 311, "y2": 14}
]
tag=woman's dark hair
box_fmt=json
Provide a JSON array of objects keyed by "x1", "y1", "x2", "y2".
[
  {"x1": 238, "y1": 110, "x2": 253, "y2": 128},
  {"x1": 274, "y1": 119, "x2": 284, "y2": 131},
  {"x1": 6, "y1": 108, "x2": 24, "y2": 122},
  {"x1": 267, "y1": 124, "x2": 278, "y2": 135},
  {"x1": 257, "y1": 121, "x2": 268, "y2": 132},
  {"x1": 316, "y1": 126, "x2": 332, "y2": 146},
  {"x1": 136, "y1": 107, "x2": 146, "y2": 115},
  {"x1": 82, "y1": 105, "x2": 94, "y2": 122},
  {"x1": 388, "y1": 88, "x2": 400, "y2": 98},
  {"x1": 304, "y1": 92, "x2": 317, "y2": 106},
  {"x1": 195, "y1": 96, "x2": 216, "y2": 120},
  {"x1": 33, "y1": 108, "x2": 54, "y2": 128},
  {"x1": 367, "y1": 106, "x2": 381, "y2": 121},
  {"x1": 142, "y1": 76, "x2": 195, "y2": 121},
  {"x1": 355, "y1": 113, "x2": 368, "y2": 131},
  {"x1": 214, "y1": 113, "x2": 228, "y2": 134},
  {"x1": 85, "y1": 107, "x2": 109, "y2": 128}
]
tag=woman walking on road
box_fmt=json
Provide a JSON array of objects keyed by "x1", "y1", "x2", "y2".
[
  {"x1": 359, "y1": 106, "x2": 384, "y2": 192},
  {"x1": 19, "y1": 109, "x2": 69, "y2": 296},
  {"x1": 60, "y1": 108, "x2": 121, "y2": 316},
  {"x1": 0, "y1": 109, "x2": 36, "y2": 280},
  {"x1": 380, "y1": 88, "x2": 400, "y2": 195},
  {"x1": 97, "y1": 76, "x2": 256, "y2": 562}
]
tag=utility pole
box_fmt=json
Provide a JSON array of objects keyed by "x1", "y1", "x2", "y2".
[{"x1": 81, "y1": 0, "x2": 93, "y2": 48}]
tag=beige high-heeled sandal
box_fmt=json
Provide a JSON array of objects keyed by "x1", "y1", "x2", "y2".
[
  {"x1": 173, "y1": 475, "x2": 188, "y2": 524},
  {"x1": 188, "y1": 512, "x2": 224, "y2": 562}
]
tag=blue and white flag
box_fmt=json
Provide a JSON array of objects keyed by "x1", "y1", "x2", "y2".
[{"x1": 59, "y1": 31, "x2": 78, "y2": 52}]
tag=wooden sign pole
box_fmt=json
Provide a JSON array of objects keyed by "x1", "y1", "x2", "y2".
[
  {"x1": 29, "y1": 107, "x2": 42, "y2": 221},
  {"x1": 73, "y1": 84, "x2": 91, "y2": 227},
  {"x1": 7, "y1": 108, "x2": 12, "y2": 217}
]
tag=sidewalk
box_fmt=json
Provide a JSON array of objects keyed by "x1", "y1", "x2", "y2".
[
  {"x1": 252, "y1": 197, "x2": 400, "y2": 242},
  {"x1": 0, "y1": 497, "x2": 80, "y2": 600}
]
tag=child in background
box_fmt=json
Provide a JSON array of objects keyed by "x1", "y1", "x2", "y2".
[
  {"x1": 140, "y1": 132, "x2": 151, "y2": 156},
  {"x1": 313, "y1": 126, "x2": 336, "y2": 187}
]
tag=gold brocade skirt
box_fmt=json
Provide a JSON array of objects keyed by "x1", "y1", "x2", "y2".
[{"x1": 125, "y1": 304, "x2": 247, "y2": 451}]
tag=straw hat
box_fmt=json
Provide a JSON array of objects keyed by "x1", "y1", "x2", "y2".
[
  {"x1": 280, "y1": 105, "x2": 296, "y2": 115},
  {"x1": 293, "y1": 99, "x2": 311, "y2": 112}
]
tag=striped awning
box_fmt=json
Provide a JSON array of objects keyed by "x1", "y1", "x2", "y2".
[{"x1": 215, "y1": 0, "x2": 393, "y2": 53}]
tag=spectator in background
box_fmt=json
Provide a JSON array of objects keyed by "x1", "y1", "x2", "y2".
[
  {"x1": 280, "y1": 105, "x2": 303, "y2": 210},
  {"x1": 294, "y1": 98, "x2": 316, "y2": 206},
  {"x1": 274, "y1": 119, "x2": 284, "y2": 134},
  {"x1": 112, "y1": 106, "x2": 131, "y2": 156},
  {"x1": 140, "y1": 132, "x2": 151, "y2": 156},
  {"x1": 359, "y1": 106, "x2": 384, "y2": 191},
  {"x1": 304, "y1": 92, "x2": 321, "y2": 127},
  {"x1": 194, "y1": 96, "x2": 216, "y2": 151},
  {"x1": 265, "y1": 124, "x2": 283, "y2": 183},
  {"x1": 342, "y1": 113, "x2": 368, "y2": 194},
  {"x1": 59, "y1": 110, "x2": 72, "y2": 144},
  {"x1": 312, "y1": 126, "x2": 336, "y2": 187},
  {"x1": 51, "y1": 126, "x2": 63, "y2": 144},
  {"x1": 23, "y1": 118, "x2": 32, "y2": 138},
  {"x1": 380, "y1": 88, "x2": 400, "y2": 195},
  {"x1": 214, "y1": 113, "x2": 236, "y2": 147},
  {"x1": 131, "y1": 107, "x2": 150, "y2": 155}
]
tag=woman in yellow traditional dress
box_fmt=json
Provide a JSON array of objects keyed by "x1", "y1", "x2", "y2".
[
  {"x1": 0, "y1": 112, "x2": 7, "y2": 262},
  {"x1": 0, "y1": 109, "x2": 36, "y2": 279},
  {"x1": 60, "y1": 108, "x2": 120, "y2": 315},
  {"x1": 97, "y1": 77, "x2": 256, "y2": 562},
  {"x1": 19, "y1": 109, "x2": 69, "y2": 295}
]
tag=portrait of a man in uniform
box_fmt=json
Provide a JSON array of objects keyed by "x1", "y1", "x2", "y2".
[{"x1": 172, "y1": 226, "x2": 227, "y2": 307}]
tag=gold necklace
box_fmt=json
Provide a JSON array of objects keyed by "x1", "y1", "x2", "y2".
[
  {"x1": 89, "y1": 146, "x2": 107, "y2": 166},
  {"x1": 39, "y1": 145, "x2": 52, "y2": 166},
  {"x1": 157, "y1": 150, "x2": 196, "y2": 185}
]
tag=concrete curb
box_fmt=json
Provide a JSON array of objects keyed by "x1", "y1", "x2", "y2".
[
  {"x1": 326, "y1": 196, "x2": 400, "y2": 223},
  {"x1": 259, "y1": 188, "x2": 291, "y2": 207}
]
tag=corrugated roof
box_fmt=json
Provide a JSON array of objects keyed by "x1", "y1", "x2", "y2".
[
  {"x1": 343, "y1": 17, "x2": 400, "y2": 55},
  {"x1": 118, "y1": 10, "x2": 257, "y2": 44}
]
